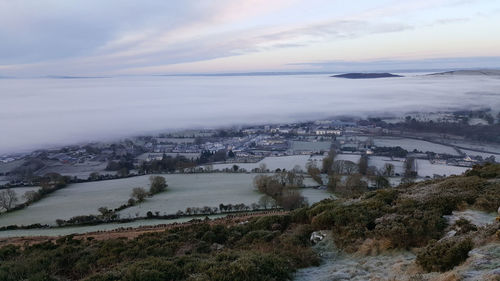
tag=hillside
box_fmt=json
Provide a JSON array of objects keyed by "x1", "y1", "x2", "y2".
[
  {"x1": 428, "y1": 69, "x2": 500, "y2": 76},
  {"x1": 0, "y1": 164, "x2": 499, "y2": 280},
  {"x1": 331, "y1": 73, "x2": 403, "y2": 79}
]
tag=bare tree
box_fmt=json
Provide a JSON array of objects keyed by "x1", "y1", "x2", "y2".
[
  {"x1": 131, "y1": 187, "x2": 148, "y2": 202},
  {"x1": 343, "y1": 161, "x2": 358, "y2": 175},
  {"x1": 277, "y1": 189, "x2": 307, "y2": 210},
  {"x1": 259, "y1": 163, "x2": 267, "y2": 173},
  {"x1": 0, "y1": 189, "x2": 18, "y2": 211},
  {"x1": 327, "y1": 174, "x2": 342, "y2": 192},
  {"x1": 332, "y1": 160, "x2": 345, "y2": 174},
  {"x1": 258, "y1": 195, "x2": 274, "y2": 209}
]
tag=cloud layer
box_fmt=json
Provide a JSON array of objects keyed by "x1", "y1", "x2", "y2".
[{"x1": 1, "y1": 74, "x2": 499, "y2": 153}]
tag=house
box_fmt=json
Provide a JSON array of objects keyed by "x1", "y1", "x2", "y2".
[{"x1": 315, "y1": 128, "x2": 342, "y2": 136}]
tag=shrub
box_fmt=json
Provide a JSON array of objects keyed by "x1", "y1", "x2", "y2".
[
  {"x1": 416, "y1": 238, "x2": 473, "y2": 272},
  {"x1": 149, "y1": 176, "x2": 167, "y2": 195}
]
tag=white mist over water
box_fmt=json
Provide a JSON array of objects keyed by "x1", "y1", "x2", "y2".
[{"x1": 1, "y1": 74, "x2": 499, "y2": 154}]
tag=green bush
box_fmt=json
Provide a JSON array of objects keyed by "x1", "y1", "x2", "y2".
[{"x1": 416, "y1": 238, "x2": 473, "y2": 272}]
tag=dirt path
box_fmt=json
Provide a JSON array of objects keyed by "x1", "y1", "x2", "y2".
[{"x1": 0, "y1": 211, "x2": 288, "y2": 248}]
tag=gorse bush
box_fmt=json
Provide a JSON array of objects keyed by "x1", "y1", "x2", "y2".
[
  {"x1": 0, "y1": 217, "x2": 317, "y2": 281},
  {"x1": 416, "y1": 238, "x2": 473, "y2": 272}
]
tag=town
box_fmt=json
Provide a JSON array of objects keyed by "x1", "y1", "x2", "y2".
[{"x1": 1, "y1": 109, "x2": 499, "y2": 188}]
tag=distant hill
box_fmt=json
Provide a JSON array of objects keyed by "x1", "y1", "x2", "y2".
[
  {"x1": 331, "y1": 73, "x2": 403, "y2": 79},
  {"x1": 428, "y1": 69, "x2": 500, "y2": 76}
]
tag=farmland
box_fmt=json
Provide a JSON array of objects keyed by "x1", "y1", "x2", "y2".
[{"x1": 0, "y1": 173, "x2": 330, "y2": 227}]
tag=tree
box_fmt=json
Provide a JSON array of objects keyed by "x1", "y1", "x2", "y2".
[
  {"x1": 232, "y1": 165, "x2": 239, "y2": 172},
  {"x1": 292, "y1": 165, "x2": 303, "y2": 173},
  {"x1": 98, "y1": 206, "x2": 115, "y2": 221},
  {"x1": 374, "y1": 174, "x2": 390, "y2": 189},
  {"x1": 306, "y1": 161, "x2": 323, "y2": 185},
  {"x1": 327, "y1": 174, "x2": 342, "y2": 192},
  {"x1": 118, "y1": 167, "x2": 129, "y2": 177},
  {"x1": 131, "y1": 187, "x2": 148, "y2": 202},
  {"x1": 259, "y1": 163, "x2": 267, "y2": 173},
  {"x1": 404, "y1": 157, "x2": 417, "y2": 178},
  {"x1": 0, "y1": 189, "x2": 18, "y2": 211},
  {"x1": 258, "y1": 195, "x2": 274, "y2": 209},
  {"x1": 149, "y1": 176, "x2": 167, "y2": 194},
  {"x1": 89, "y1": 172, "x2": 100, "y2": 181},
  {"x1": 383, "y1": 163, "x2": 395, "y2": 177},
  {"x1": 332, "y1": 160, "x2": 345, "y2": 174},
  {"x1": 322, "y1": 150, "x2": 336, "y2": 173},
  {"x1": 277, "y1": 189, "x2": 307, "y2": 210},
  {"x1": 336, "y1": 174, "x2": 368, "y2": 197},
  {"x1": 358, "y1": 155, "x2": 369, "y2": 175},
  {"x1": 23, "y1": 190, "x2": 41, "y2": 203},
  {"x1": 343, "y1": 161, "x2": 358, "y2": 175}
]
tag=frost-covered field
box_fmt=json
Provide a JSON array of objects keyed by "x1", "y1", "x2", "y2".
[
  {"x1": 0, "y1": 177, "x2": 144, "y2": 226},
  {"x1": 368, "y1": 156, "x2": 405, "y2": 175},
  {"x1": 0, "y1": 173, "x2": 330, "y2": 226},
  {"x1": 119, "y1": 173, "x2": 329, "y2": 218},
  {"x1": 0, "y1": 215, "x2": 225, "y2": 238},
  {"x1": 373, "y1": 137, "x2": 459, "y2": 155},
  {"x1": 416, "y1": 159, "x2": 469, "y2": 177},
  {"x1": 209, "y1": 155, "x2": 325, "y2": 171},
  {"x1": 35, "y1": 161, "x2": 113, "y2": 179},
  {"x1": 448, "y1": 140, "x2": 500, "y2": 154},
  {"x1": 290, "y1": 141, "x2": 331, "y2": 153},
  {"x1": 335, "y1": 154, "x2": 361, "y2": 163},
  {"x1": 208, "y1": 154, "x2": 361, "y2": 173}
]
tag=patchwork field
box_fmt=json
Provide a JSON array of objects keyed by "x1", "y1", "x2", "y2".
[{"x1": 0, "y1": 173, "x2": 330, "y2": 227}]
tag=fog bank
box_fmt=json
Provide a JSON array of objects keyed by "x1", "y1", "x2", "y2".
[{"x1": 1, "y1": 74, "x2": 499, "y2": 154}]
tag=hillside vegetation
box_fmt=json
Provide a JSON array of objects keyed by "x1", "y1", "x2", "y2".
[{"x1": 0, "y1": 164, "x2": 499, "y2": 280}]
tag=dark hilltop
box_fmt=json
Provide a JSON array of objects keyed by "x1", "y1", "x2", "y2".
[{"x1": 332, "y1": 72, "x2": 403, "y2": 79}]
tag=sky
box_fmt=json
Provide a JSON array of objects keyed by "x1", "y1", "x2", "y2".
[{"x1": 1, "y1": 0, "x2": 500, "y2": 76}]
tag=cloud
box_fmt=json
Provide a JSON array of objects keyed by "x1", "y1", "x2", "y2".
[{"x1": 0, "y1": 0, "x2": 499, "y2": 76}]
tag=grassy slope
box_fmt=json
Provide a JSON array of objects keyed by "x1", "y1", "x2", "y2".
[{"x1": 0, "y1": 164, "x2": 499, "y2": 280}]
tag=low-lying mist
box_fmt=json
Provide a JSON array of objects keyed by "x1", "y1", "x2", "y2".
[{"x1": 1, "y1": 74, "x2": 499, "y2": 154}]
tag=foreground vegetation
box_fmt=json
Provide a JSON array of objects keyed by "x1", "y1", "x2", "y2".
[{"x1": 0, "y1": 164, "x2": 499, "y2": 280}]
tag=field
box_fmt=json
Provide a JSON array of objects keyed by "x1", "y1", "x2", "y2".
[
  {"x1": 447, "y1": 140, "x2": 500, "y2": 154},
  {"x1": 119, "y1": 173, "x2": 329, "y2": 218},
  {"x1": 289, "y1": 141, "x2": 331, "y2": 153},
  {"x1": 209, "y1": 155, "x2": 326, "y2": 171},
  {"x1": 416, "y1": 159, "x2": 469, "y2": 177},
  {"x1": 35, "y1": 161, "x2": 113, "y2": 179},
  {"x1": 368, "y1": 156, "x2": 405, "y2": 175},
  {"x1": 373, "y1": 137, "x2": 460, "y2": 155},
  {"x1": 0, "y1": 177, "x2": 144, "y2": 226},
  {"x1": 0, "y1": 215, "x2": 224, "y2": 238},
  {"x1": 0, "y1": 173, "x2": 330, "y2": 227}
]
